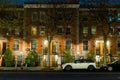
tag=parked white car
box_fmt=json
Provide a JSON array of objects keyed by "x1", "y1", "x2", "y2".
[{"x1": 62, "y1": 59, "x2": 96, "y2": 71}]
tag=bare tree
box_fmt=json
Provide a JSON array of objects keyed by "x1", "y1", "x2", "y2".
[
  {"x1": 37, "y1": 0, "x2": 77, "y2": 68},
  {"x1": 87, "y1": 0, "x2": 116, "y2": 64},
  {"x1": 0, "y1": 4, "x2": 23, "y2": 37}
]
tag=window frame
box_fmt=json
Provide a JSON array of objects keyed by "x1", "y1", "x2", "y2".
[
  {"x1": 66, "y1": 26, "x2": 71, "y2": 35},
  {"x1": 31, "y1": 26, "x2": 37, "y2": 36},
  {"x1": 58, "y1": 26, "x2": 62, "y2": 35},
  {"x1": 39, "y1": 11, "x2": 46, "y2": 22},
  {"x1": 65, "y1": 39, "x2": 72, "y2": 49},
  {"x1": 83, "y1": 40, "x2": 89, "y2": 51},
  {"x1": 31, "y1": 39, "x2": 37, "y2": 51},
  {"x1": 91, "y1": 26, "x2": 96, "y2": 35},
  {"x1": 83, "y1": 27, "x2": 88, "y2": 35},
  {"x1": 40, "y1": 26, "x2": 45, "y2": 36},
  {"x1": 32, "y1": 12, "x2": 38, "y2": 21},
  {"x1": 13, "y1": 39, "x2": 19, "y2": 51}
]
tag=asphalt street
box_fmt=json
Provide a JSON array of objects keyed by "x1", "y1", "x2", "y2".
[{"x1": 0, "y1": 71, "x2": 120, "y2": 80}]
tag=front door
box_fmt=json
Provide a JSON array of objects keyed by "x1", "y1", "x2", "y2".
[
  {"x1": 95, "y1": 40, "x2": 110, "y2": 63},
  {"x1": 2, "y1": 42, "x2": 7, "y2": 54},
  {"x1": 52, "y1": 41, "x2": 60, "y2": 67}
]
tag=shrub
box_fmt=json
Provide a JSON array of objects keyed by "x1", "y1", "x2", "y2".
[
  {"x1": 86, "y1": 51, "x2": 95, "y2": 61},
  {"x1": 25, "y1": 51, "x2": 38, "y2": 67},
  {"x1": 63, "y1": 47, "x2": 73, "y2": 63},
  {"x1": 3, "y1": 48, "x2": 13, "y2": 67}
]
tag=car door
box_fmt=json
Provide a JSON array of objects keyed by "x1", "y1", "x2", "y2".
[{"x1": 72, "y1": 60, "x2": 83, "y2": 69}]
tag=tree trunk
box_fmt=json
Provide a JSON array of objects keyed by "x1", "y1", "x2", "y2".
[
  {"x1": 103, "y1": 35, "x2": 107, "y2": 65},
  {"x1": 47, "y1": 36, "x2": 52, "y2": 69}
]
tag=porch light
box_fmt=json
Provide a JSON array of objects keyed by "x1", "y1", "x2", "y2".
[
  {"x1": 55, "y1": 55, "x2": 58, "y2": 61},
  {"x1": 43, "y1": 55, "x2": 46, "y2": 60},
  {"x1": 77, "y1": 51, "x2": 80, "y2": 54},
  {"x1": 20, "y1": 51, "x2": 23, "y2": 55},
  {"x1": 44, "y1": 40, "x2": 48, "y2": 45},
  {"x1": 107, "y1": 41, "x2": 110, "y2": 46}
]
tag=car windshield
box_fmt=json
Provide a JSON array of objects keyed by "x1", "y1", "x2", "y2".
[{"x1": 111, "y1": 60, "x2": 118, "y2": 64}]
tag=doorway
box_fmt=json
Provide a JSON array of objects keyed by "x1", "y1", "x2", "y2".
[{"x1": 95, "y1": 40, "x2": 111, "y2": 63}]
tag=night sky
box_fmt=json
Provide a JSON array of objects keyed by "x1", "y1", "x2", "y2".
[
  {"x1": 1, "y1": 0, "x2": 120, "y2": 5},
  {"x1": 20, "y1": 0, "x2": 120, "y2": 5}
]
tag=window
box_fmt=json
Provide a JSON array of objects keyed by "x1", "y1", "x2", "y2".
[
  {"x1": 117, "y1": 28, "x2": 120, "y2": 36},
  {"x1": 82, "y1": 13, "x2": 88, "y2": 21},
  {"x1": 66, "y1": 40, "x2": 71, "y2": 49},
  {"x1": 109, "y1": 15, "x2": 113, "y2": 22},
  {"x1": 52, "y1": 42, "x2": 60, "y2": 55},
  {"x1": 40, "y1": 11, "x2": 46, "y2": 21},
  {"x1": 40, "y1": 26, "x2": 45, "y2": 36},
  {"x1": 31, "y1": 40, "x2": 36, "y2": 51},
  {"x1": 91, "y1": 15, "x2": 96, "y2": 21},
  {"x1": 15, "y1": 28, "x2": 20, "y2": 35},
  {"x1": 117, "y1": 13, "x2": 120, "y2": 21},
  {"x1": 32, "y1": 12, "x2": 37, "y2": 21},
  {"x1": 31, "y1": 26, "x2": 37, "y2": 35},
  {"x1": 65, "y1": 12, "x2": 71, "y2": 20},
  {"x1": 83, "y1": 40, "x2": 88, "y2": 51},
  {"x1": 82, "y1": 16, "x2": 88, "y2": 21},
  {"x1": 109, "y1": 27, "x2": 114, "y2": 35},
  {"x1": 57, "y1": 12, "x2": 63, "y2": 21},
  {"x1": 91, "y1": 26, "x2": 96, "y2": 35},
  {"x1": 13, "y1": 40, "x2": 19, "y2": 51},
  {"x1": 66, "y1": 26, "x2": 71, "y2": 35},
  {"x1": 83, "y1": 27, "x2": 88, "y2": 35},
  {"x1": 117, "y1": 40, "x2": 120, "y2": 51},
  {"x1": 58, "y1": 26, "x2": 62, "y2": 35}
]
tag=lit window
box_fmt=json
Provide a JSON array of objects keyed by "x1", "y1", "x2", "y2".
[
  {"x1": 117, "y1": 13, "x2": 120, "y2": 21},
  {"x1": 109, "y1": 15, "x2": 113, "y2": 22},
  {"x1": 66, "y1": 40, "x2": 71, "y2": 49},
  {"x1": 91, "y1": 26, "x2": 96, "y2": 35},
  {"x1": 13, "y1": 40, "x2": 19, "y2": 51},
  {"x1": 31, "y1": 40, "x2": 36, "y2": 51},
  {"x1": 32, "y1": 12, "x2": 37, "y2": 21},
  {"x1": 40, "y1": 11, "x2": 46, "y2": 21},
  {"x1": 83, "y1": 40, "x2": 88, "y2": 51},
  {"x1": 52, "y1": 42, "x2": 59, "y2": 55},
  {"x1": 31, "y1": 26, "x2": 37, "y2": 35},
  {"x1": 83, "y1": 27, "x2": 88, "y2": 35}
]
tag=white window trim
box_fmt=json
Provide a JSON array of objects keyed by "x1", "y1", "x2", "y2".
[
  {"x1": 40, "y1": 26, "x2": 45, "y2": 36},
  {"x1": 30, "y1": 39, "x2": 37, "y2": 51},
  {"x1": 13, "y1": 39, "x2": 20, "y2": 51}
]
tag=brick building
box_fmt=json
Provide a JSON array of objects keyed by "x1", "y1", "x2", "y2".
[{"x1": 0, "y1": 2, "x2": 120, "y2": 67}]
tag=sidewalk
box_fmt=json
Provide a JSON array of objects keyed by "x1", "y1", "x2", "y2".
[{"x1": 0, "y1": 67, "x2": 61, "y2": 71}]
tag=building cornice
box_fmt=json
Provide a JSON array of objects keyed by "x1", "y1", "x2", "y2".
[{"x1": 24, "y1": 3, "x2": 79, "y2": 8}]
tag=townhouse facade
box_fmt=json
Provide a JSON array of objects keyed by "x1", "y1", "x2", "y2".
[{"x1": 0, "y1": 2, "x2": 120, "y2": 67}]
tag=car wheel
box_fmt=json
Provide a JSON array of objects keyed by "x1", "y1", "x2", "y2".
[
  {"x1": 88, "y1": 65, "x2": 95, "y2": 71},
  {"x1": 65, "y1": 65, "x2": 72, "y2": 71},
  {"x1": 108, "y1": 66, "x2": 113, "y2": 71}
]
